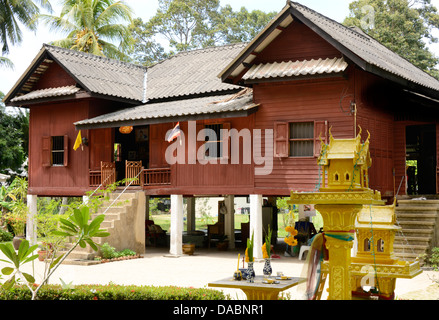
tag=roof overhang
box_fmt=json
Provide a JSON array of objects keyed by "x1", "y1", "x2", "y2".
[
  {"x1": 218, "y1": 1, "x2": 439, "y2": 100},
  {"x1": 75, "y1": 90, "x2": 259, "y2": 130}
]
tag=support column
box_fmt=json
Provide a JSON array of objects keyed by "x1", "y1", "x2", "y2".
[
  {"x1": 145, "y1": 195, "x2": 150, "y2": 221},
  {"x1": 26, "y1": 195, "x2": 37, "y2": 246},
  {"x1": 224, "y1": 195, "x2": 235, "y2": 249},
  {"x1": 169, "y1": 194, "x2": 183, "y2": 256},
  {"x1": 186, "y1": 197, "x2": 196, "y2": 232},
  {"x1": 250, "y1": 194, "x2": 263, "y2": 260}
]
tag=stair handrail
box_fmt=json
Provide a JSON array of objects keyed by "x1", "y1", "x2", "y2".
[
  {"x1": 101, "y1": 169, "x2": 143, "y2": 215},
  {"x1": 87, "y1": 169, "x2": 115, "y2": 199}
]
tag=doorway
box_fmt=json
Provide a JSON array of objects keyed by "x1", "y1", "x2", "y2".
[
  {"x1": 114, "y1": 125, "x2": 149, "y2": 181},
  {"x1": 405, "y1": 124, "x2": 436, "y2": 194}
]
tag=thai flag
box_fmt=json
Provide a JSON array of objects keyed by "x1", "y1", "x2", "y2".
[{"x1": 166, "y1": 122, "x2": 181, "y2": 142}]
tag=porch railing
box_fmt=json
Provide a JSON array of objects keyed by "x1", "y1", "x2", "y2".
[
  {"x1": 89, "y1": 163, "x2": 172, "y2": 188},
  {"x1": 143, "y1": 167, "x2": 171, "y2": 186}
]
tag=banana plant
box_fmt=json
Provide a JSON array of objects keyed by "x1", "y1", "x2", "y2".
[{"x1": 0, "y1": 205, "x2": 109, "y2": 300}]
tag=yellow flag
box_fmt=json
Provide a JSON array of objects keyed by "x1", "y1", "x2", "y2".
[{"x1": 73, "y1": 130, "x2": 82, "y2": 151}]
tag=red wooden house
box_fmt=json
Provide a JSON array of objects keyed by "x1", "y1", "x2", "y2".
[{"x1": 4, "y1": 1, "x2": 439, "y2": 258}]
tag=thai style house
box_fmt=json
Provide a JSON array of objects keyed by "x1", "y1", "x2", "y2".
[{"x1": 3, "y1": 1, "x2": 439, "y2": 259}]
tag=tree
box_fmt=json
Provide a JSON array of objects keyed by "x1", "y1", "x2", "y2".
[
  {"x1": 40, "y1": 0, "x2": 134, "y2": 61},
  {"x1": 216, "y1": 5, "x2": 277, "y2": 44},
  {"x1": 0, "y1": 92, "x2": 28, "y2": 177},
  {"x1": 344, "y1": 0, "x2": 439, "y2": 78},
  {"x1": 130, "y1": 0, "x2": 277, "y2": 66},
  {"x1": 0, "y1": 0, "x2": 52, "y2": 54}
]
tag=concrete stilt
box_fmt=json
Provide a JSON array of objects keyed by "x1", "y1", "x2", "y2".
[
  {"x1": 169, "y1": 194, "x2": 183, "y2": 257},
  {"x1": 250, "y1": 194, "x2": 263, "y2": 260},
  {"x1": 26, "y1": 194, "x2": 38, "y2": 246}
]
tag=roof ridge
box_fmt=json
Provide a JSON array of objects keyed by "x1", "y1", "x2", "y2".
[{"x1": 43, "y1": 43, "x2": 147, "y2": 71}]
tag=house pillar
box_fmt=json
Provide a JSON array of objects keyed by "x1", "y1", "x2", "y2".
[
  {"x1": 250, "y1": 194, "x2": 263, "y2": 260},
  {"x1": 145, "y1": 195, "x2": 150, "y2": 220},
  {"x1": 186, "y1": 197, "x2": 196, "y2": 232},
  {"x1": 169, "y1": 194, "x2": 183, "y2": 256},
  {"x1": 224, "y1": 195, "x2": 235, "y2": 249},
  {"x1": 26, "y1": 195, "x2": 37, "y2": 246}
]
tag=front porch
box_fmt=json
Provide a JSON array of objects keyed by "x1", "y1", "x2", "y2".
[{"x1": 89, "y1": 160, "x2": 172, "y2": 189}]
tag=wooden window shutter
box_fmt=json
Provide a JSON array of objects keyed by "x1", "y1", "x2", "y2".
[
  {"x1": 63, "y1": 135, "x2": 69, "y2": 167},
  {"x1": 314, "y1": 120, "x2": 328, "y2": 157},
  {"x1": 221, "y1": 122, "x2": 231, "y2": 161},
  {"x1": 42, "y1": 136, "x2": 51, "y2": 167},
  {"x1": 274, "y1": 122, "x2": 288, "y2": 158}
]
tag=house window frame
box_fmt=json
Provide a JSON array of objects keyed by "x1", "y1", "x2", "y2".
[
  {"x1": 273, "y1": 120, "x2": 328, "y2": 159},
  {"x1": 288, "y1": 121, "x2": 315, "y2": 157},
  {"x1": 42, "y1": 135, "x2": 69, "y2": 167},
  {"x1": 203, "y1": 123, "x2": 224, "y2": 159}
]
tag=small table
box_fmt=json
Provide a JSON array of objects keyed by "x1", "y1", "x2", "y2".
[{"x1": 208, "y1": 275, "x2": 306, "y2": 300}]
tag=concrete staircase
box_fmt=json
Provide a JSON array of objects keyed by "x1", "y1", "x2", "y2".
[
  {"x1": 394, "y1": 198, "x2": 439, "y2": 263},
  {"x1": 61, "y1": 192, "x2": 145, "y2": 265}
]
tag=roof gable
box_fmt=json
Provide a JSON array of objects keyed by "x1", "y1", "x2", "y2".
[
  {"x1": 219, "y1": 1, "x2": 439, "y2": 98},
  {"x1": 4, "y1": 44, "x2": 147, "y2": 106}
]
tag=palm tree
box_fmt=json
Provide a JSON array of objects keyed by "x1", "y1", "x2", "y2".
[
  {"x1": 40, "y1": 0, "x2": 134, "y2": 61},
  {"x1": 0, "y1": 0, "x2": 52, "y2": 54}
]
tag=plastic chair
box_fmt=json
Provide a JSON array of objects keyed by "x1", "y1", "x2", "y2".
[{"x1": 299, "y1": 245, "x2": 311, "y2": 260}]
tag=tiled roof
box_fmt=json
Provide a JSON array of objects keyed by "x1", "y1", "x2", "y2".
[
  {"x1": 145, "y1": 43, "x2": 247, "y2": 100},
  {"x1": 242, "y1": 57, "x2": 348, "y2": 81},
  {"x1": 44, "y1": 44, "x2": 148, "y2": 102},
  {"x1": 75, "y1": 89, "x2": 257, "y2": 129},
  {"x1": 10, "y1": 85, "x2": 81, "y2": 102}
]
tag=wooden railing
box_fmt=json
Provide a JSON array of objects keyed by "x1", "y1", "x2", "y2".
[
  {"x1": 125, "y1": 160, "x2": 144, "y2": 186},
  {"x1": 143, "y1": 167, "x2": 171, "y2": 186},
  {"x1": 89, "y1": 162, "x2": 171, "y2": 188}
]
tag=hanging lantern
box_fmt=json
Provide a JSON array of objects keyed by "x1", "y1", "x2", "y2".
[{"x1": 119, "y1": 126, "x2": 133, "y2": 134}]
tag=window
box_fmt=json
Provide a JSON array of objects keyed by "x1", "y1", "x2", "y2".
[
  {"x1": 204, "y1": 124, "x2": 223, "y2": 158},
  {"x1": 42, "y1": 135, "x2": 68, "y2": 167},
  {"x1": 51, "y1": 136, "x2": 65, "y2": 165},
  {"x1": 289, "y1": 122, "x2": 314, "y2": 157},
  {"x1": 274, "y1": 120, "x2": 327, "y2": 158}
]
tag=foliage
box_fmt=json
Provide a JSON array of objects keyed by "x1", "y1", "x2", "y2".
[
  {"x1": 426, "y1": 247, "x2": 439, "y2": 269},
  {"x1": 0, "y1": 92, "x2": 29, "y2": 177},
  {"x1": 0, "y1": 0, "x2": 52, "y2": 54},
  {"x1": 245, "y1": 232, "x2": 254, "y2": 262},
  {"x1": 0, "y1": 205, "x2": 109, "y2": 300},
  {"x1": 262, "y1": 225, "x2": 272, "y2": 258},
  {"x1": 39, "y1": 0, "x2": 134, "y2": 61},
  {"x1": 0, "y1": 228, "x2": 13, "y2": 242},
  {"x1": 344, "y1": 0, "x2": 439, "y2": 78},
  {"x1": 99, "y1": 242, "x2": 136, "y2": 260},
  {"x1": 3, "y1": 177, "x2": 29, "y2": 236},
  {"x1": 129, "y1": 0, "x2": 276, "y2": 66},
  {"x1": 0, "y1": 283, "x2": 228, "y2": 300}
]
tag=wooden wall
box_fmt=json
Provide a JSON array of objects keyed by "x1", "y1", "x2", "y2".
[{"x1": 28, "y1": 100, "x2": 90, "y2": 196}]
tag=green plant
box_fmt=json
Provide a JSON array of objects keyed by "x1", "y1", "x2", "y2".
[
  {"x1": 0, "y1": 228, "x2": 13, "y2": 242},
  {"x1": 0, "y1": 283, "x2": 229, "y2": 300},
  {"x1": 4, "y1": 177, "x2": 29, "y2": 237},
  {"x1": 428, "y1": 247, "x2": 439, "y2": 269},
  {"x1": 100, "y1": 242, "x2": 117, "y2": 259},
  {"x1": 0, "y1": 205, "x2": 109, "y2": 300}
]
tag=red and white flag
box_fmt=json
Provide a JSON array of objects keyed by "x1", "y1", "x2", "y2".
[{"x1": 166, "y1": 122, "x2": 181, "y2": 142}]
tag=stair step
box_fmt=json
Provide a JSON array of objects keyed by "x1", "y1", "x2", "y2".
[
  {"x1": 395, "y1": 220, "x2": 436, "y2": 226},
  {"x1": 395, "y1": 236, "x2": 430, "y2": 243}
]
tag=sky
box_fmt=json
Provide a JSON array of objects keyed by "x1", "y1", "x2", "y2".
[{"x1": 1, "y1": 0, "x2": 439, "y2": 98}]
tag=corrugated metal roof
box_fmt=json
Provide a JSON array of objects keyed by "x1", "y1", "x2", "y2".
[
  {"x1": 242, "y1": 57, "x2": 348, "y2": 81},
  {"x1": 219, "y1": 1, "x2": 439, "y2": 96},
  {"x1": 75, "y1": 89, "x2": 257, "y2": 129},
  {"x1": 290, "y1": 2, "x2": 439, "y2": 92},
  {"x1": 10, "y1": 85, "x2": 81, "y2": 102},
  {"x1": 45, "y1": 44, "x2": 147, "y2": 102},
  {"x1": 146, "y1": 43, "x2": 247, "y2": 100}
]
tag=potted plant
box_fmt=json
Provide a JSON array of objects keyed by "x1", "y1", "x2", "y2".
[
  {"x1": 182, "y1": 242, "x2": 195, "y2": 255},
  {"x1": 217, "y1": 235, "x2": 229, "y2": 251}
]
